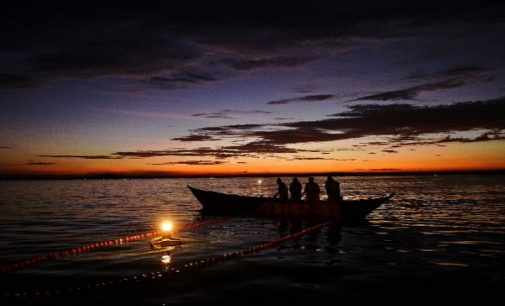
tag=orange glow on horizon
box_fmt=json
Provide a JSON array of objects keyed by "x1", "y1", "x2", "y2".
[{"x1": 2, "y1": 140, "x2": 505, "y2": 177}]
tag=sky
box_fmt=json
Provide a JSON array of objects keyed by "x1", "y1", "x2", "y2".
[{"x1": 1, "y1": 2, "x2": 505, "y2": 177}]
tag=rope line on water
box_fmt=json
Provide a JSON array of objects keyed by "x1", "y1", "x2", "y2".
[
  {"x1": 3, "y1": 222, "x2": 326, "y2": 300},
  {"x1": 0, "y1": 218, "x2": 229, "y2": 273}
]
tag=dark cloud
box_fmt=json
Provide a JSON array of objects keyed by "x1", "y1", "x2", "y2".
[
  {"x1": 407, "y1": 65, "x2": 490, "y2": 80},
  {"x1": 267, "y1": 94, "x2": 335, "y2": 105},
  {"x1": 222, "y1": 141, "x2": 310, "y2": 155},
  {"x1": 39, "y1": 155, "x2": 122, "y2": 160},
  {"x1": 286, "y1": 157, "x2": 356, "y2": 161},
  {"x1": 193, "y1": 26, "x2": 334, "y2": 55},
  {"x1": 191, "y1": 109, "x2": 272, "y2": 119},
  {"x1": 353, "y1": 66, "x2": 494, "y2": 102},
  {"x1": 114, "y1": 149, "x2": 222, "y2": 158},
  {"x1": 224, "y1": 56, "x2": 316, "y2": 70},
  {"x1": 385, "y1": 130, "x2": 505, "y2": 147},
  {"x1": 172, "y1": 134, "x2": 216, "y2": 142},
  {"x1": 200, "y1": 123, "x2": 264, "y2": 131},
  {"x1": 2, "y1": 3, "x2": 503, "y2": 92},
  {"x1": 351, "y1": 79, "x2": 465, "y2": 101},
  {"x1": 150, "y1": 160, "x2": 225, "y2": 166},
  {"x1": 332, "y1": 148, "x2": 361, "y2": 152},
  {"x1": 27, "y1": 20, "x2": 203, "y2": 78},
  {"x1": 149, "y1": 70, "x2": 218, "y2": 89},
  {"x1": 366, "y1": 141, "x2": 391, "y2": 146},
  {"x1": 176, "y1": 96, "x2": 505, "y2": 151},
  {"x1": 40, "y1": 149, "x2": 235, "y2": 160},
  {"x1": 188, "y1": 124, "x2": 266, "y2": 140},
  {"x1": 278, "y1": 97, "x2": 505, "y2": 143},
  {"x1": 0, "y1": 74, "x2": 38, "y2": 89},
  {"x1": 33, "y1": 97, "x2": 505, "y2": 162},
  {"x1": 26, "y1": 161, "x2": 56, "y2": 166},
  {"x1": 45, "y1": 139, "x2": 316, "y2": 161},
  {"x1": 0, "y1": 14, "x2": 330, "y2": 90},
  {"x1": 288, "y1": 157, "x2": 331, "y2": 161},
  {"x1": 113, "y1": 141, "x2": 309, "y2": 159}
]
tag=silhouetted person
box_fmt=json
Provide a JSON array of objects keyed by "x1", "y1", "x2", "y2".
[
  {"x1": 273, "y1": 178, "x2": 288, "y2": 202},
  {"x1": 289, "y1": 177, "x2": 302, "y2": 201},
  {"x1": 304, "y1": 177, "x2": 320, "y2": 203},
  {"x1": 325, "y1": 176, "x2": 342, "y2": 201}
]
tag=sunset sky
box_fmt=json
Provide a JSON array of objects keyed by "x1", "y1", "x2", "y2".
[{"x1": 1, "y1": 2, "x2": 505, "y2": 177}]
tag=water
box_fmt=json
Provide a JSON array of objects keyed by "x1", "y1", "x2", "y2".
[{"x1": 1, "y1": 175, "x2": 504, "y2": 304}]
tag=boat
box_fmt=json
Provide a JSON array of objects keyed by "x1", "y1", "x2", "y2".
[{"x1": 188, "y1": 185, "x2": 393, "y2": 221}]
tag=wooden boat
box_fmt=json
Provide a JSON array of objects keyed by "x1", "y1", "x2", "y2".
[{"x1": 188, "y1": 186, "x2": 393, "y2": 221}]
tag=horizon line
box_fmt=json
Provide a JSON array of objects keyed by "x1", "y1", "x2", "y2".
[{"x1": 2, "y1": 169, "x2": 505, "y2": 180}]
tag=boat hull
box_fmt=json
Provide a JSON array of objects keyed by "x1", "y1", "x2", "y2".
[{"x1": 188, "y1": 186, "x2": 393, "y2": 221}]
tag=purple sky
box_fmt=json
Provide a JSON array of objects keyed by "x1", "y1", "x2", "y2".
[{"x1": 1, "y1": 2, "x2": 505, "y2": 176}]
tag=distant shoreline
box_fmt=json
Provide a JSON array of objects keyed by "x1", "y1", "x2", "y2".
[{"x1": 2, "y1": 169, "x2": 505, "y2": 180}]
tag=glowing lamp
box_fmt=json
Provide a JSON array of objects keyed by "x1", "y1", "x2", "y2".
[
  {"x1": 257, "y1": 179, "x2": 263, "y2": 184},
  {"x1": 161, "y1": 221, "x2": 174, "y2": 233}
]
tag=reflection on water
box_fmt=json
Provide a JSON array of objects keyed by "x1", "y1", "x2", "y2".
[
  {"x1": 0, "y1": 175, "x2": 504, "y2": 302},
  {"x1": 161, "y1": 254, "x2": 172, "y2": 265}
]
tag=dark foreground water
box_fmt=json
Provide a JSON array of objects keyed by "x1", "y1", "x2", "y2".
[{"x1": 1, "y1": 175, "x2": 504, "y2": 305}]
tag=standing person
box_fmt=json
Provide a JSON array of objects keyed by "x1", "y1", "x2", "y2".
[
  {"x1": 273, "y1": 178, "x2": 289, "y2": 202},
  {"x1": 289, "y1": 177, "x2": 302, "y2": 201},
  {"x1": 304, "y1": 177, "x2": 320, "y2": 203},
  {"x1": 325, "y1": 176, "x2": 342, "y2": 201}
]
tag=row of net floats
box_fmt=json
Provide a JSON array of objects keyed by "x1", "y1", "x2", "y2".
[
  {"x1": 3, "y1": 222, "x2": 326, "y2": 299},
  {"x1": 0, "y1": 218, "x2": 229, "y2": 273}
]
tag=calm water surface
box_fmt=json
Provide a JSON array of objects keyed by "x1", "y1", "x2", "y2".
[{"x1": 1, "y1": 175, "x2": 504, "y2": 304}]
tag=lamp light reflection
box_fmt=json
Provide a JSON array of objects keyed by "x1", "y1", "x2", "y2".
[{"x1": 161, "y1": 255, "x2": 172, "y2": 264}]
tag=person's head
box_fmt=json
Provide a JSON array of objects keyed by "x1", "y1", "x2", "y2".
[
  {"x1": 292, "y1": 177, "x2": 299, "y2": 182},
  {"x1": 277, "y1": 178, "x2": 282, "y2": 184},
  {"x1": 308, "y1": 177, "x2": 314, "y2": 183},
  {"x1": 326, "y1": 175, "x2": 334, "y2": 181}
]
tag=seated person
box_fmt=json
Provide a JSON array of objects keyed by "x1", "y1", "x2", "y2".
[
  {"x1": 325, "y1": 176, "x2": 342, "y2": 201},
  {"x1": 273, "y1": 178, "x2": 289, "y2": 202},
  {"x1": 289, "y1": 177, "x2": 302, "y2": 201},
  {"x1": 304, "y1": 177, "x2": 320, "y2": 203}
]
